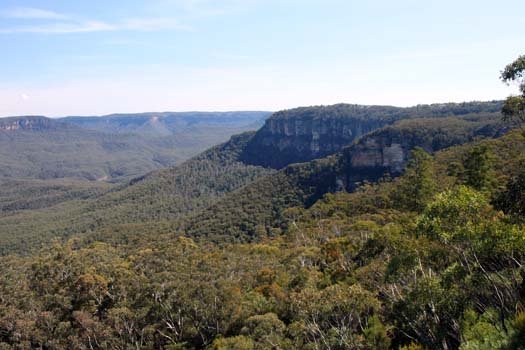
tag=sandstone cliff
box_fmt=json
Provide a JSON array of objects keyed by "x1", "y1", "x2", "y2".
[
  {"x1": 240, "y1": 104, "x2": 401, "y2": 168},
  {"x1": 0, "y1": 116, "x2": 63, "y2": 131},
  {"x1": 338, "y1": 116, "x2": 505, "y2": 190},
  {"x1": 239, "y1": 102, "x2": 504, "y2": 169}
]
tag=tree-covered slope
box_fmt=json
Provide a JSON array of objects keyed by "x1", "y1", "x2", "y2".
[
  {"x1": 0, "y1": 103, "x2": 506, "y2": 254},
  {"x1": 185, "y1": 112, "x2": 505, "y2": 241},
  {"x1": 0, "y1": 178, "x2": 111, "y2": 213},
  {"x1": 240, "y1": 101, "x2": 503, "y2": 168},
  {"x1": 0, "y1": 127, "x2": 524, "y2": 350},
  {"x1": 0, "y1": 112, "x2": 270, "y2": 182},
  {"x1": 0, "y1": 116, "x2": 185, "y2": 181},
  {"x1": 0, "y1": 132, "x2": 274, "y2": 254}
]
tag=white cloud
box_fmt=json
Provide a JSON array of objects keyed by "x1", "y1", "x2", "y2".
[
  {"x1": 0, "y1": 6, "x2": 190, "y2": 34},
  {"x1": 2, "y1": 7, "x2": 68, "y2": 20},
  {"x1": 0, "y1": 21, "x2": 115, "y2": 34},
  {"x1": 0, "y1": 18, "x2": 190, "y2": 34},
  {"x1": 20, "y1": 93, "x2": 29, "y2": 100}
]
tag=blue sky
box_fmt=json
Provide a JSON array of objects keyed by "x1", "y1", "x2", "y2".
[{"x1": 0, "y1": 0, "x2": 524, "y2": 116}]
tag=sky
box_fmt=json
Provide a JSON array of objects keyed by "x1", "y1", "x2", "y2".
[{"x1": 0, "y1": 0, "x2": 524, "y2": 117}]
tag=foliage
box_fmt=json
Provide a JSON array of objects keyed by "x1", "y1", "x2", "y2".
[
  {"x1": 0, "y1": 126, "x2": 525, "y2": 348},
  {"x1": 0, "y1": 132, "x2": 274, "y2": 254},
  {"x1": 416, "y1": 186, "x2": 492, "y2": 243},
  {"x1": 391, "y1": 147, "x2": 436, "y2": 212},
  {"x1": 1, "y1": 97, "x2": 525, "y2": 348},
  {"x1": 494, "y1": 163, "x2": 525, "y2": 218},
  {"x1": 461, "y1": 144, "x2": 496, "y2": 192},
  {"x1": 501, "y1": 55, "x2": 525, "y2": 127}
]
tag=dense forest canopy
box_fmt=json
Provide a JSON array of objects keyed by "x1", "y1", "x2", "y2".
[
  {"x1": 1, "y1": 126, "x2": 525, "y2": 349},
  {"x1": 1, "y1": 56, "x2": 525, "y2": 349}
]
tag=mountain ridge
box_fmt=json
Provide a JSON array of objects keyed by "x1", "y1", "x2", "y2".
[
  {"x1": 0, "y1": 112, "x2": 272, "y2": 182},
  {"x1": 0, "y1": 115, "x2": 73, "y2": 131},
  {"x1": 59, "y1": 111, "x2": 271, "y2": 136},
  {"x1": 239, "y1": 101, "x2": 504, "y2": 169},
  {"x1": 184, "y1": 112, "x2": 506, "y2": 241},
  {"x1": 0, "y1": 102, "x2": 506, "y2": 253}
]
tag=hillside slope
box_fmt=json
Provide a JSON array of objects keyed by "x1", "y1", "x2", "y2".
[
  {"x1": 185, "y1": 113, "x2": 506, "y2": 241},
  {"x1": 0, "y1": 116, "x2": 184, "y2": 181},
  {"x1": 0, "y1": 103, "x2": 505, "y2": 254},
  {"x1": 0, "y1": 122, "x2": 523, "y2": 350},
  {"x1": 0, "y1": 132, "x2": 274, "y2": 254},
  {"x1": 0, "y1": 112, "x2": 270, "y2": 182},
  {"x1": 240, "y1": 101, "x2": 503, "y2": 168}
]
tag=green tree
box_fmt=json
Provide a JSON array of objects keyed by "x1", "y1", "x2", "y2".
[
  {"x1": 494, "y1": 165, "x2": 525, "y2": 217},
  {"x1": 501, "y1": 55, "x2": 525, "y2": 128},
  {"x1": 416, "y1": 186, "x2": 492, "y2": 244},
  {"x1": 504, "y1": 312, "x2": 525, "y2": 350},
  {"x1": 460, "y1": 309, "x2": 510, "y2": 350},
  {"x1": 240, "y1": 313, "x2": 291, "y2": 349},
  {"x1": 364, "y1": 315, "x2": 391, "y2": 350},
  {"x1": 291, "y1": 284, "x2": 381, "y2": 349},
  {"x1": 211, "y1": 336, "x2": 255, "y2": 350},
  {"x1": 461, "y1": 145, "x2": 495, "y2": 192},
  {"x1": 392, "y1": 147, "x2": 436, "y2": 212}
]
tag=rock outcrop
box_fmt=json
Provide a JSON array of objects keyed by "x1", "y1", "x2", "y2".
[
  {"x1": 240, "y1": 105, "x2": 399, "y2": 168},
  {"x1": 349, "y1": 139, "x2": 406, "y2": 173},
  {"x1": 239, "y1": 102, "x2": 505, "y2": 169},
  {"x1": 338, "y1": 116, "x2": 505, "y2": 190},
  {"x1": 0, "y1": 116, "x2": 61, "y2": 131}
]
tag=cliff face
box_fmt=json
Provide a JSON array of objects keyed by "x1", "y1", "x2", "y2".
[
  {"x1": 260, "y1": 115, "x2": 387, "y2": 155},
  {"x1": 185, "y1": 114, "x2": 506, "y2": 241},
  {"x1": 338, "y1": 116, "x2": 505, "y2": 190},
  {"x1": 238, "y1": 102, "x2": 505, "y2": 169},
  {"x1": 0, "y1": 116, "x2": 60, "y2": 131},
  {"x1": 349, "y1": 137, "x2": 406, "y2": 173},
  {"x1": 337, "y1": 131, "x2": 419, "y2": 190},
  {"x1": 240, "y1": 105, "x2": 398, "y2": 169}
]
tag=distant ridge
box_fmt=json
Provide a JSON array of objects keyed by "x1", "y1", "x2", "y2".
[
  {"x1": 0, "y1": 116, "x2": 71, "y2": 131},
  {"x1": 0, "y1": 111, "x2": 272, "y2": 182},
  {"x1": 60, "y1": 111, "x2": 272, "y2": 136}
]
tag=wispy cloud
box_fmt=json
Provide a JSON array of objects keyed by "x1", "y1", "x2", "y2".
[
  {"x1": 0, "y1": 21, "x2": 114, "y2": 34},
  {"x1": 0, "y1": 7, "x2": 190, "y2": 34},
  {"x1": 2, "y1": 7, "x2": 68, "y2": 20}
]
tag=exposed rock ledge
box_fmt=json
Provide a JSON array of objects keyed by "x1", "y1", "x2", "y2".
[{"x1": 0, "y1": 116, "x2": 58, "y2": 131}]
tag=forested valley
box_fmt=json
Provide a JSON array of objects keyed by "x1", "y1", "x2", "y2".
[{"x1": 1, "y1": 56, "x2": 525, "y2": 350}]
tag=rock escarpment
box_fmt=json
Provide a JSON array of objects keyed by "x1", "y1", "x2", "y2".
[
  {"x1": 0, "y1": 116, "x2": 63, "y2": 131},
  {"x1": 338, "y1": 116, "x2": 505, "y2": 189},
  {"x1": 240, "y1": 104, "x2": 401, "y2": 168},
  {"x1": 185, "y1": 114, "x2": 506, "y2": 242},
  {"x1": 239, "y1": 102, "x2": 504, "y2": 169}
]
